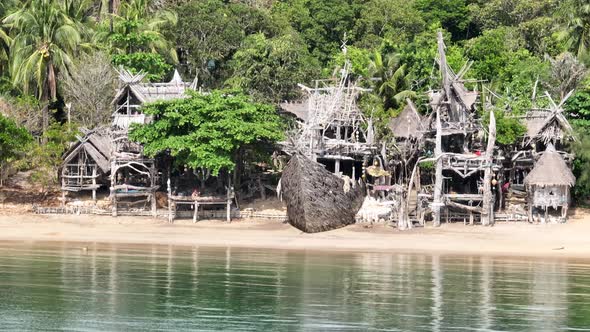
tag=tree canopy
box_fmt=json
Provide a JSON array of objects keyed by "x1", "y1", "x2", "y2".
[{"x1": 128, "y1": 90, "x2": 284, "y2": 175}]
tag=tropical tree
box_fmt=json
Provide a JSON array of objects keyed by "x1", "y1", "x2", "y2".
[
  {"x1": 557, "y1": 0, "x2": 590, "y2": 58},
  {"x1": 0, "y1": 113, "x2": 32, "y2": 186},
  {"x1": 368, "y1": 50, "x2": 416, "y2": 113},
  {"x1": 59, "y1": 51, "x2": 118, "y2": 127},
  {"x1": 3, "y1": 0, "x2": 81, "y2": 137},
  {"x1": 129, "y1": 90, "x2": 284, "y2": 185},
  {"x1": 0, "y1": 0, "x2": 16, "y2": 80},
  {"x1": 104, "y1": 0, "x2": 177, "y2": 81},
  {"x1": 226, "y1": 32, "x2": 319, "y2": 102}
]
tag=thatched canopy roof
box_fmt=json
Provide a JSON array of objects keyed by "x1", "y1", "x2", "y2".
[
  {"x1": 280, "y1": 154, "x2": 365, "y2": 233},
  {"x1": 388, "y1": 99, "x2": 424, "y2": 139},
  {"x1": 111, "y1": 69, "x2": 195, "y2": 106},
  {"x1": 279, "y1": 101, "x2": 309, "y2": 122},
  {"x1": 523, "y1": 110, "x2": 573, "y2": 144},
  {"x1": 62, "y1": 128, "x2": 111, "y2": 173},
  {"x1": 524, "y1": 144, "x2": 575, "y2": 187}
]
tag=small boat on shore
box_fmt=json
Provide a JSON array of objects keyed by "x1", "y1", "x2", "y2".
[{"x1": 280, "y1": 154, "x2": 365, "y2": 233}]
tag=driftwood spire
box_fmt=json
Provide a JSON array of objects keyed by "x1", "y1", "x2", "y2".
[{"x1": 481, "y1": 110, "x2": 496, "y2": 226}]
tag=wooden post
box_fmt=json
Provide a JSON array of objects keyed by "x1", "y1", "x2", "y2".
[
  {"x1": 111, "y1": 161, "x2": 117, "y2": 217},
  {"x1": 92, "y1": 167, "x2": 97, "y2": 203},
  {"x1": 193, "y1": 201, "x2": 199, "y2": 223},
  {"x1": 481, "y1": 111, "x2": 496, "y2": 226},
  {"x1": 543, "y1": 206, "x2": 548, "y2": 224},
  {"x1": 167, "y1": 178, "x2": 173, "y2": 223},
  {"x1": 334, "y1": 159, "x2": 341, "y2": 175},
  {"x1": 227, "y1": 199, "x2": 231, "y2": 222},
  {"x1": 257, "y1": 176, "x2": 266, "y2": 200},
  {"x1": 433, "y1": 108, "x2": 443, "y2": 227}
]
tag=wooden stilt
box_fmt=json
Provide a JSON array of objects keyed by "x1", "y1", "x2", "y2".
[
  {"x1": 167, "y1": 178, "x2": 173, "y2": 223},
  {"x1": 226, "y1": 199, "x2": 231, "y2": 223},
  {"x1": 193, "y1": 201, "x2": 199, "y2": 223},
  {"x1": 92, "y1": 167, "x2": 97, "y2": 203},
  {"x1": 543, "y1": 207, "x2": 548, "y2": 224}
]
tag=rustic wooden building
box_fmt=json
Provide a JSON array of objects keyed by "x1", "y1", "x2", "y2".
[
  {"x1": 524, "y1": 144, "x2": 575, "y2": 223},
  {"x1": 60, "y1": 128, "x2": 111, "y2": 202},
  {"x1": 281, "y1": 60, "x2": 376, "y2": 178}
]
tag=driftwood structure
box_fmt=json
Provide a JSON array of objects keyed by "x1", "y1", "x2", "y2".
[
  {"x1": 281, "y1": 58, "x2": 376, "y2": 178},
  {"x1": 281, "y1": 154, "x2": 365, "y2": 233},
  {"x1": 60, "y1": 128, "x2": 111, "y2": 202},
  {"x1": 382, "y1": 32, "x2": 579, "y2": 228},
  {"x1": 524, "y1": 144, "x2": 575, "y2": 223}
]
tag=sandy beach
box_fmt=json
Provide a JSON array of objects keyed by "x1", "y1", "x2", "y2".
[{"x1": 0, "y1": 209, "x2": 589, "y2": 259}]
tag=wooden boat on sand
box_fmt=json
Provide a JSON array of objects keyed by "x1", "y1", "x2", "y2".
[{"x1": 280, "y1": 154, "x2": 365, "y2": 233}]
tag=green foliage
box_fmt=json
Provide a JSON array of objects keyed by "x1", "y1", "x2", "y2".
[
  {"x1": 398, "y1": 26, "x2": 466, "y2": 90},
  {"x1": 331, "y1": 46, "x2": 372, "y2": 78},
  {"x1": 173, "y1": 0, "x2": 280, "y2": 87},
  {"x1": 483, "y1": 110, "x2": 526, "y2": 145},
  {"x1": 565, "y1": 89, "x2": 590, "y2": 134},
  {"x1": 351, "y1": 0, "x2": 425, "y2": 49},
  {"x1": 27, "y1": 122, "x2": 77, "y2": 189},
  {"x1": 0, "y1": 113, "x2": 32, "y2": 184},
  {"x1": 129, "y1": 91, "x2": 284, "y2": 175},
  {"x1": 565, "y1": 89, "x2": 590, "y2": 203},
  {"x1": 104, "y1": 0, "x2": 177, "y2": 81},
  {"x1": 415, "y1": 0, "x2": 471, "y2": 40},
  {"x1": 556, "y1": 0, "x2": 590, "y2": 58},
  {"x1": 112, "y1": 52, "x2": 172, "y2": 81},
  {"x1": 3, "y1": 0, "x2": 81, "y2": 101},
  {"x1": 226, "y1": 32, "x2": 319, "y2": 102},
  {"x1": 272, "y1": 0, "x2": 356, "y2": 64}
]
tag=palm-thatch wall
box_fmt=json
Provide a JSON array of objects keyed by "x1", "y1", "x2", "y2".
[{"x1": 281, "y1": 154, "x2": 365, "y2": 233}]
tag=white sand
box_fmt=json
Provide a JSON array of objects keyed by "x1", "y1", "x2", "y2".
[{"x1": 0, "y1": 210, "x2": 589, "y2": 258}]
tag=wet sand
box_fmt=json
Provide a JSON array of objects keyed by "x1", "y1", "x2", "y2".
[{"x1": 0, "y1": 210, "x2": 589, "y2": 258}]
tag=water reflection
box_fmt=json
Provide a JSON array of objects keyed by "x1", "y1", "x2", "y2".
[{"x1": 0, "y1": 242, "x2": 589, "y2": 331}]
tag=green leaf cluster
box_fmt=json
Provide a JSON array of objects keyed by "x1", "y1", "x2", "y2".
[{"x1": 129, "y1": 91, "x2": 284, "y2": 175}]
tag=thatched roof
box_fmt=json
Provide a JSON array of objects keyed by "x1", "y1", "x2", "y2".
[
  {"x1": 62, "y1": 128, "x2": 111, "y2": 173},
  {"x1": 280, "y1": 154, "x2": 365, "y2": 233},
  {"x1": 388, "y1": 99, "x2": 424, "y2": 139},
  {"x1": 523, "y1": 110, "x2": 573, "y2": 144},
  {"x1": 279, "y1": 101, "x2": 309, "y2": 122},
  {"x1": 524, "y1": 144, "x2": 575, "y2": 187},
  {"x1": 111, "y1": 69, "x2": 195, "y2": 106}
]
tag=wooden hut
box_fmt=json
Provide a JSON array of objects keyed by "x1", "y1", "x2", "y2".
[
  {"x1": 111, "y1": 68, "x2": 196, "y2": 130},
  {"x1": 388, "y1": 99, "x2": 425, "y2": 141},
  {"x1": 60, "y1": 128, "x2": 111, "y2": 202},
  {"x1": 524, "y1": 144, "x2": 575, "y2": 222}
]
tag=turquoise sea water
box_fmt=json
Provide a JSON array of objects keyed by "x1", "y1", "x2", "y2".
[{"x1": 1, "y1": 242, "x2": 590, "y2": 331}]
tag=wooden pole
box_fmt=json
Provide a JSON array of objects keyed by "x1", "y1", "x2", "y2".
[
  {"x1": 92, "y1": 167, "x2": 97, "y2": 203},
  {"x1": 193, "y1": 201, "x2": 199, "y2": 223},
  {"x1": 167, "y1": 178, "x2": 172, "y2": 223},
  {"x1": 481, "y1": 110, "x2": 496, "y2": 226},
  {"x1": 111, "y1": 162, "x2": 117, "y2": 217},
  {"x1": 433, "y1": 108, "x2": 443, "y2": 227}
]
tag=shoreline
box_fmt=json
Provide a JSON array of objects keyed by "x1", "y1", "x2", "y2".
[{"x1": 1, "y1": 212, "x2": 590, "y2": 259}]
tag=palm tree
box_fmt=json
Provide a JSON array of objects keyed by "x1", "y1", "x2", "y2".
[
  {"x1": 112, "y1": 0, "x2": 177, "y2": 57},
  {"x1": 0, "y1": 0, "x2": 16, "y2": 77},
  {"x1": 3, "y1": 0, "x2": 81, "y2": 138},
  {"x1": 557, "y1": 0, "x2": 590, "y2": 58},
  {"x1": 368, "y1": 50, "x2": 416, "y2": 113}
]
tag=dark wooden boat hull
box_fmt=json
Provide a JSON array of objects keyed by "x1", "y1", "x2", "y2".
[{"x1": 280, "y1": 154, "x2": 365, "y2": 233}]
